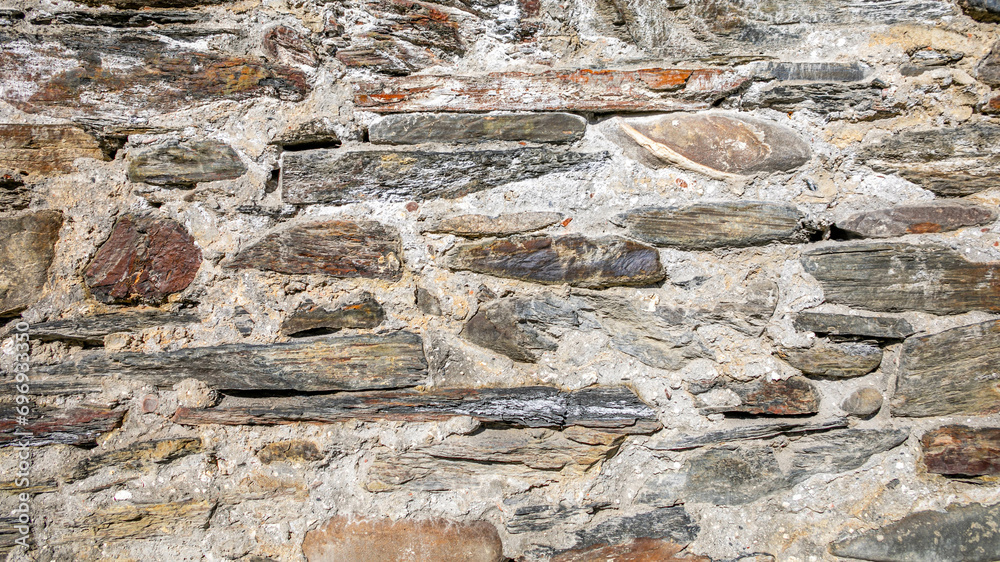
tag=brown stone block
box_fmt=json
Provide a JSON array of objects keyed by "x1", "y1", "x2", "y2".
[
  {"x1": 552, "y1": 539, "x2": 710, "y2": 562},
  {"x1": 0, "y1": 210, "x2": 62, "y2": 316},
  {"x1": 694, "y1": 376, "x2": 821, "y2": 416},
  {"x1": 921, "y1": 425, "x2": 1000, "y2": 476},
  {"x1": 836, "y1": 203, "x2": 997, "y2": 238},
  {"x1": 0, "y1": 124, "x2": 105, "y2": 175}
]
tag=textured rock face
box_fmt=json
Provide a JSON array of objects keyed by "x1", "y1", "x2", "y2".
[
  {"x1": 692, "y1": 376, "x2": 821, "y2": 416},
  {"x1": 793, "y1": 312, "x2": 915, "y2": 339},
  {"x1": 0, "y1": 124, "x2": 106, "y2": 175},
  {"x1": 835, "y1": 203, "x2": 997, "y2": 238},
  {"x1": 778, "y1": 341, "x2": 883, "y2": 378},
  {"x1": 424, "y1": 212, "x2": 564, "y2": 238},
  {"x1": 127, "y1": 140, "x2": 246, "y2": 187},
  {"x1": 841, "y1": 387, "x2": 884, "y2": 417},
  {"x1": 0, "y1": 210, "x2": 62, "y2": 316},
  {"x1": 461, "y1": 296, "x2": 581, "y2": 362},
  {"x1": 302, "y1": 517, "x2": 505, "y2": 562},
  {"x1": 921, "y1": 426, "x2": 1000, "y2": 476},
  {"x1": 370, "y1": 113, "x2": 588, "y2": 144},
  {"x1": 280, "y1": 293, "x2": 386, "y2": 335},
  {"x1": 84, "y1": 214, "x2": 201, "y2": 304}
]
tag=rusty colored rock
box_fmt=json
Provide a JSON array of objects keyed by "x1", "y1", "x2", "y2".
[
  {"x1": 127, "y1": 140, "x2": 246, "y2": 187},
  {"x1": 0, "y1": 124, "x2": 106, "y2": 175},
  {"x1": 84, "y1": 214, "x2": 202, "y2": 304},
  {"x1": 65, "y1": 500, "x2": 214, "y2": 542},
  {"x1": 370, "y1": 113, "x2": 588, "y2": 144},
  {"x1": 281, "y1": 293, "x2": 385, "y2": 336},
  {"x1": 445, "y1": 234, "x2": 663, "y2": 289},
  {"x1": 302, "y1": 516, "x2": 504, "y2": 562},
  {"x1": 693, "y1": 376, "x2": 821, "y2": 416},
  {"x1": 353, "y1": 68, "x2": 748, "y2": 113},
  {"x1": 981, "y1": 93, "x2": 1000, "y2": 114},
  {"x1": 64, "y1": 438, "x2": 203, "y2": 483},
  {"x1": 552, "y1": 539, "x2": 709, "y2": 562},
  {"x1": 836, "y1": 203, "x2": 997, "y2": 238},
  {"x1": 258, "y1": 440, "x2": 324, "y2": 464},
  {"x1": 228, "y1": 220, "x2": 402, "y2": 280},
  {"x1": 263, "y1": 25, "x2": 318, "y2": 67},
  {"x1": 778, "y1": 341, "x2": 883, "y2": 378},
  {"x1": 921, "y1": 425, "x2": 1000, "y2": 476},
  {"x1": 424, "y1": 212, "x2": 564, "y2": 238},
  {"x1": 841, "y1": 387, "x2": 883, "y2": 417},
  {"x1": 0, "y1": 210, "x2": 62, "y2": 317},
  {"x1": 0, "y1": 405, "x2": 125, "y2": 447}
]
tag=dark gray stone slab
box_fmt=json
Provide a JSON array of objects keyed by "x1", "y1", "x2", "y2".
[
  {"x1": 793, "y1": 312, "x2": 915, "y2": 339},
  {"x1": 836, "y1": 203, "x2": 997, "y2": 238},
  {"x1": 977, "y1": 41, "x2": 1000, "y2": 87},
  {"x1": 32, "y1": 309, "x2": 201, "y2": 344},
  {"x1": 646, "y1": 418, "x2": 849, "y2": 451},
  {"x1": 28, "y1": 10, "x2": 205, "y2": 26},
  {"x1": 128, "y1": 140, "x2": 246, "y2": 187},
  {"x1": 741, "y1": 81, "x2": 903, "y2": 121},
  {"x1": 461, "y1": 296, "x2": 583, "y2": 363},
  {"x1": 959, "y1": 0, "x2": 1000, "y2": 21},
  {"x1": 574, "y1": 508, "x2": 700, "y2": 551},
  {"x1": 754, "y1": 62, "x2": 872, "y2": 82},
  {"x1": 778, "y1": 341, "x2": 882, "y2": 378},
  {"x1": 369, "y1": 113, "x2": 588, "y2": 144}
]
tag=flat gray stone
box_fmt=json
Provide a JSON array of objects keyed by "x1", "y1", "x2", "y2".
[
  {"x1": 127, "y1": 140, "x2": 246, "y2": 187},
  {"x1": 793, "y1": 312, "x2": 915, "y2": 339},
  {"x1": 778, "y1": 340, "x2": 883, "y2": 378},
  {"x1": 423, "y1": 212, "x2": 564, "y2": 238},
  {"x1": 836, "y1": 203, "x2": 996, "y2": 238},
  {"x1": 370, "y1": 113, "x2": 587, "y2": 144},
  {"x1": 461, "y1": 296, "x2": 583, "y2": 363}
]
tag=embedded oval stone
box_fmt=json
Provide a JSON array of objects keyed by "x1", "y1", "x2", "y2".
[
  {"x1": 841, "y1": 387, "x2": 884, "y2": 417},
  {"x1": 128, "y1": 140, "x2": 246, "y2": 187}
]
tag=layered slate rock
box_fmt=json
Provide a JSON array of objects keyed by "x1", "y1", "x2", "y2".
[
  {"x1": 38, "y1": 332, "x2": 428, "y2": 392},
  {"x1": 353, "y1": 68, "x2": 748, "y2": 113},
  {"x1": 0, "y1": 210, "x2": 62, "y2": 316},
  {"x1": 273, "y1": 118, "x2": 341, "y2": 150},
  {"x1": 800, "y1": 243, "x2": 1000, "y2": 315},
  {"x1": 0, "y1": 124, "x2": 106, "y2": 174},
  {"x1": 0, "y1": 405, "x2": 125, "y2": 447},
  {"x1": 281, "y1": 293, "x2": 385, "y2": 336},
  {"x1": 978, "y1": 41, "x2": 1000, "y2": 87},
  {"x1": 568, "y1": 509, "x2": 701, "y2": 555},
  {"x1": 423, "y1": 211, "x2": 564, "y2": 238},
  {"x1": 960, "y1": 0, "x2": 1000, "y2": 21},
  {"x1": 613, "y1": 202, "x2": 809, "y2": 250},
  {"x1": 646, "y1": 419, "x2": 849, "y2": 451},
  {"x1": 32, "y1": 309, "x2": 201, "y2": 344},
  {"x1": 921, "y1": 425, "x2": 1000, "y2": 476},
  {"x1": 173, "y1": 386, "x2": 661, "y2": 432},
  {"x1": 741, "y1": 81, "x2": 903, "y2": 122},
  {"x1": 793, "y1": 311, "x2": 915, "y2": 340},
  {"x1": 227, "y1": 220, "x2": 402, "y2": 280},
  {"x1": 64, "y1": 438, "x2": 203, "y2": 483},
  {"x1": 901, "y1": 49, "x2": 965, "y2": 76},
  {"x1": 692, "y1": 376, "x2": 821, "y2": 416},
  {"x1": 835, "y1": 203, "x2": 997, "y2": 238},
  {"x1": 829, "y1": 502, "x2": 1000, "y2": 562},
  {"x1": 893, "y1": 320, "x2": 1000, "y2": 417},
  {"x1": 28, "y1": 9, "x2": 205, "y2": 26},
  {"x1": 84, "y1": 214, "x2": 202, "y2": 304},
  {"x1": 262, "y1": 25, "x2": 318, "y2": 67},
  {"x1": 370, "y1": 113, "x2": 588, "y2": 144},
  {"x1": 0, "y1": 171, "x2": 29, "y2": 212},
  {"x1": 604, "y1": 114, "x2": 810, "y2": 177},
  {"x1": 841, "y1": 388, "x2": 884, "y2": 417},
  {"x1": 258, "y1": 440, "x2": 323, "y2": 464},
  {"x1": 0, "y1": 30, "x2": 309, "y2": 120},
  {"x1": 281, "y1": 148, "x2": 607, "y2": 205},
  {"x1": 446, "y1": 235, "x2": 662, "y2": 288},
  {"x1": 860, "y1": 124, "x2": 1000, "y2": 196},
  {"x1": 63, "y1": 500, "x2": 214, "y2": 542},
  {"x1": 753, "y1": 62, "x2": 872, "y2": 82},
  {"x1": 127, "y1": 140, "x2": 246, "y2": 187},
  {"x1": 302, "y1": 517, "x2": 504, "y2": 562},
  {"x1": 778, "y1": 341, "x2": 882, "y2": 378},
  {"x1": 461, "y1": 296, "x2": 582, "y2": 362},
  {"x1": 552, "y1": 539, "x2": 709, "y2": 561}
]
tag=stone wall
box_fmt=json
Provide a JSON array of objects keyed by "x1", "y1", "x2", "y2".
[{"x1": 1, "y1": 0, "x2": 999, "y2": 559}]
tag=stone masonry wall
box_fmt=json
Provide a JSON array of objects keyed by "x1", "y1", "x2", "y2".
[{"x1": 1, "y1": 0, "x2": 1000, "y2": 559}]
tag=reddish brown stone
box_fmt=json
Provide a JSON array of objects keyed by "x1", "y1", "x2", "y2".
[
  {"x1": 84, "y1": 214, "x2": 202, "y2": 304},
  {"x1": 981, "y1": 93, "x2": 1000, "y2": 114},
  {"x1": 552, "y1": 539, "x2": 709, "y2": 562},
  {"x1": 302, "y1": 516, "x2": 504, "y2": 562},
  {"x1": 0, "y1": 124, "x2": 106, "y2": 174},
  {"x1": 0, "y1": 405, "x2": 125, "y2": 447},
  {"x1": 694, "y1": 376, "x2": 821, "y2": 416},
  {"x1": 263, "y1": 25, "x2": 318, "y2": 67},
  {"x1": 921, "y1": 425, "x2": 1000, "y2": 476},
  {"x1": 836, "y1": 203, "x2": 997, "y2": 238},
  {"x1": 353, "y1": 68, "x2": 747, "y2": 113}
]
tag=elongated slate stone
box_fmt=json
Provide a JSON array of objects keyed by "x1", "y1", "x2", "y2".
[
  {"x1": 646, "y1": 419, "x2": 849, "y2": 451},
  {"x1": 0, "y1": 210, "x2": 62, "y2": 317},
  {"x1": 281, "y1": 293, "x2": 385, "y2": 336},
  {"x1": 303, "y1": 517, "x2": 504, "y2": 562},
  {"x1": 572, "y1": 509, "x2": 700, "y2": 552},
  {"x1": 173, "y1": 385, "x2": 661, "y2": 432},
  {"x1": 921, "y1": 425, "x2": 1000, "y2": 476},
  {"x1": 829, "y1": 502, "x2": 1000, "y2": 562},
  {"x1": 778, "y1": 341, "x2": 882, "y2": 378},
  {"x1": 127, "y1": 140, "x2": 246, "y2": 187},
  {"x1": 836, "y1": 203, "x2": 997, "y2": 238},
  {"x1": 793, "y1": 312, "x2": 915, "y2": 339},
  {"x1": 693, "y1": 376, "x2": 821, "y2": 416},
  {"x1": 64, "y1": 438, "x2": 203, "y2": 483},
  {"x1": 0, "y1": 405, "x2": 125, "y2": 447},
  {"x1": 893, "y1": 320, "x2": 1000, "y2": 417},
  {"x1": 84, "y1": 214, "x2": 202, "y2": 304},
  {"x1": 37, "y1": 332, "x2": 428, "y2": 392},
  {"x1": 959, "y1": 0, "x2": 1000, "y2": 21},
  {"x1": 605, "y1": 114, "x2": 810, "y2": 177},
  {"x1": 32, "y1": 309, "x2": 201, "y2": 344},
  {"x1": 461, "y1": 295, "x2": 581, "y2": 362},
  {"x1": 551, "y1": 539, "x2": 709, "y2": 562},
  {"x1": 370, "y1": 113, "x2": 588, "y2": 144},
  {"x1": 0, "y1": 124, "x2": 106, "y2": 175},
  {"x1": 446, "y1": 234, "x2": 663, "y2": 288},
  {"x1": 353, "y1": 68, "x2": 748, "y2": 113},
  {"x1": 801, "y1": 243, "x2": 1000, "y2": 315},
  {"x1": 614, "y1": 202, "x2": 808, "y2": 250},
  {"x1": 227, "y1": 220, "x2": 403, "y2": 280},
  {"x1": 424, "y1": 212, "x2": 564, "y2": 238},
  {"x1": 281, "y1": 148, "x2": 607, "y2": 205},
  {"x1": 64, "y1": 500, "x2": 214, "y2": 542},
  {"x1": 754, "y1": 62, "x2": 872, "y2": 82},
  {"x1": 28, "y1": 10, "x2": 205, "y2": 26},
  {"x1": 860, "y1": 124, "x2": 1000, "y2": 196},
  {"x1": 741, "y1": 81, "x2": 903, "y2": 122}
]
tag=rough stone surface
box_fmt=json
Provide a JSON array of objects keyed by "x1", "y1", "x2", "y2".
[
  {"x1": 84, "y1": 214, "x2": 202, "y2": 304},
  {"x1": 921, "y1": 426, "x2": 1000, "y2": 477},
  {"x1": 423, "y1": 211, "x2": 564, "y2": 238},
  {"x1": 32, "y1": 308, "x2": 200, "y2": 344},
  {"x1": 64, "y1": 438, "x2": 203, "y2": 483},
  {"x1": 793, "y1": 312, "x2": 915, "y2": 339},
  {"x1": 258, "y1": 440, "x2": 324, "y2": 464},
  {"x1": 0, "y1": 405, "x2": 125, "y2": 447},
  {"x1": 280, "y1": 293, "x2": 386, "y2": 335},
  {"x1": 370, "y1": 113, "x2": 588, "y2": 144},
  {"x1": 778, "y1": 340, "x2": 883, "y2": 378},
  {"x1": 692, "y1": 376, "x2": 821, "y2": 416},
  {"x1": 551, "y1": 539, "x2": 709, "y2": 562},
  {"x1": 461, "y1": 295, "x2": 582, "y2": 362},
  {"x1": 0, "y1": 124, "x2": 106, "y2": 175},
  {"x1": 127, "y1": 140, "x2": 246, "y2": 187},
  {"x1": 0, "y1": 210, "x2": 62, "y2": 316},
  {"x1": 959, "y1": 0, "x2": 1000, "y2": 20},
  {"x1": 841, "y1": 388, "x2": 884, "y2": 417},
  {"x1": 835, "y1": 203, "x2": 997, "y2": 238},
  {"x1": 741, "y1": 81, "x2": 903, "y2": 121},
  {"x1": 302, "y1": 517, "x2": 505, "y2": 562}
]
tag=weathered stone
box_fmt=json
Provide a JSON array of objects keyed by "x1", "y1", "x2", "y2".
[
  {"x1": 921, "y1": 425, "x2": 1000, "y2": 476},
  {"x1": 274, "y1": 118, "x2": 341, "y2": 150},
  {"x1": 692, "y1": 376, "x2": 821, "y2": 416},
  {"x1": 836, "y1": 203, "x2": 997, "y2": 238},
  {"x1": 0, "y1": 210, "x2": 62, "y2": 316},
  {"x1": 281, "y1": 293, "x2": 385, "y2": 336},
  {"x1": 77, "y1": 0, "x2": 226, "y2": 7},
  {"x1": 64, "y1": 500, "x2": 214, "y2": 542},
  {"x1": 0, "y1": 171, "x2": 29, "y2": 212},
  {"x1": 901, "y1": 49, "x2": 964, "y2": 76},
  {"x1": 613, "y1": 203, "x2": 808, "y2": 250},
  {"x1": 84, "y1": 214, "x2": 202, "y2": 305},
  {"x1": 353, "y1": 68, "x2": 748, "y2": 113},
  {"x1": 754, "y1": 62, "x2": 872, "y2": 82},
  {"x1": 424, "y1": 212, "x2": 564, "y2": 238},
  {"x1": 28, "y1": 10, "x2": 205, "y2": 27},
  {"x1": 551, "y1": 539, "x2": 709, "y2": 562},
  {"x1": 860, "y1": 124, "x2": 1000, "y2": 196},
  {"x1": 263, "y1": 25, "x2": 318, "y2": 67},
  {"x1": 1, "y1": 405, "x2": 125, "y2": 447},
  {"x1": 894, "y1": 320, "x2": 1000, "y2": 417},
  {"x1": 127, "y1": 140, "x2": 246, "y2": 187},
  {"x1": 39, "y1": 332, "x2": 428, "y2": 392},
  {"x1": 607, "y1": 326, "x2": 713, "y2": 370},
  {"x1": 280, "y1": 148, "x2": 607, "y2": 205},
  {"x1": 504, "y1": 502, "x2": 609, "y2": 534},
  {"x1": 841, "y1": 388, "x2": 884, "y2": 417},
  {"x1": 0, "y1": 30, "x2": 309, "y2": 120},
  {"x1": 369, "y1": 113, "x2": 588, "y2": 144},
  {"x1": 741, "y1": 81, "x2": 903, "y2": 121},
  {"x1": 605, "y1": 114, "x2": 810, "y2": 177},
  {"x1": 302, "y1": 517, "x2": 504, "y2": 562},
  {"x1": 646, "y1": 418, "x2": 849, "y2": 451},
  {"x1": 445, "y1": 235, "x2": 663, "y2": 288},
  {"x1": 981, "y1": 93, "x2": 1000, "y2": 114},
  {"x1": 571, "y1": 509, "x2": 701, "y2": 554},
  {"x1": 416, "y1": 287, "x2": 443, "y2": 315},
  {"x1": 959, "y1": 0, "x2": 1000, "y2": 21},
  {"x1": 32, "y1": 309, "x2": 200, "y2": 344},
  {"x1": 461, "y1": 295, "x2": 582, "y2": 362},
  {"x1": 778, "y1": 341, "x2": 882, "y2": 378},
  {"x1": 793, "y1": 312, "x2": 915, "y2": 339},
  {"x1": 173, "y1": 386, "x2": 661, "y2": 432},
  {"x1": 829, "y1": 502, "x2": 1000, "y2": 562},
  {"x1": 800, "y1": 243, "x2": 1000, "y2": 315},
  {"x1": 0, "y1": 124, "x2": 106, "y2": 175},
  {"x1": 227, "y1": 220, "x2": 403, "y2": 280},
  {"x1": 258, "y1": 440, "x2": 324, "y2": 464},
  {"x1": 64, "y1": 438, "x2": 203, "y2": 483}
]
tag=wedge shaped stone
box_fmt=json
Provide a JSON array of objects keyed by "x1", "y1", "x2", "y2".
[{"x1": 836, "y1": 203, "x2": 996, "y2": 238}]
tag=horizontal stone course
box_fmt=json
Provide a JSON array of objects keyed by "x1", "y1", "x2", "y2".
[
  {"x1": 0, "y1": 124, "x2": 106, "y2": 174},
  {"x1": 127, "y1": 140, "x2": 246, "y2": 187},
  {"x1": 369, "y1": 112, "x2": 588, "y2": 144}
]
